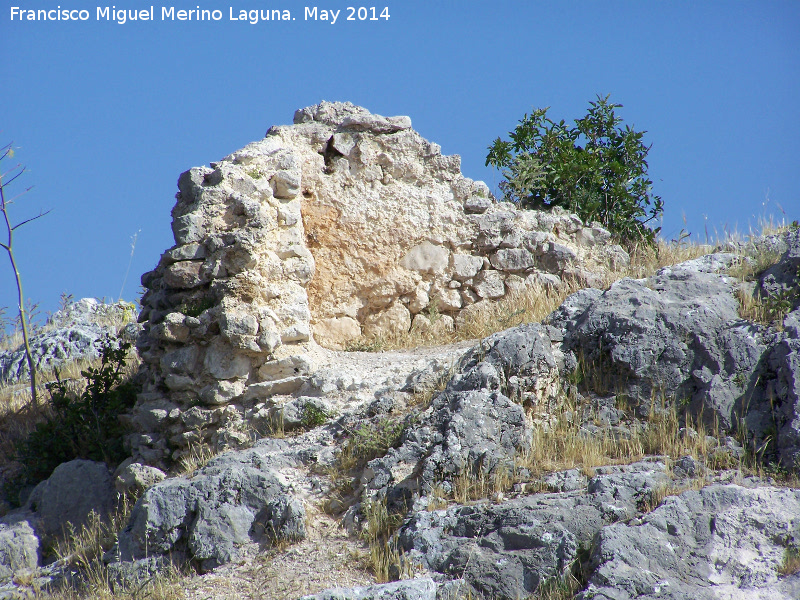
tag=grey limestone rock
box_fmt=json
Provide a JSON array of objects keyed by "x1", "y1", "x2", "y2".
[
  {"x1": 25, "y1": 459, "x2": 117, "y2": 538},
  {"x1": 298, "y1": 578, "x2": 438, "y2": 600},
  {"x1": 578, "y1": 484, "x2": 800, "y2": 600},
  {"x1": 0, "y1": 516, "x2": 39, "y2": 582},
  {"x1": 364, "y1": 324, "x2": 561, "y2": 507},
  {"x1": 554, "y1": 258, "x2": 768, "y2": 429},
  {"x1": 0, "y1": 298, "x2": 137, "y2": 384},
  {"x1": 399, "y1": 461, "x2": 670, "y2": 600},
  {"x1": 116, "y1": 438, "x2": 305, "y2": 571}
]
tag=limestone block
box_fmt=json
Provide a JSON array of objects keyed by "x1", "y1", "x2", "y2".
[
  {"x1": 220, "y1": 310, "x2": 259, "y2": 339},
  {"x1": 257, "y1": 354, "x2": 314, "y2": 381},
  {"x1": 165, "y1": 243, "x2": 207, "y2": 263},
  {"x1": 313, "y1": 317, "x2": 361, "y2": 349},
  {"x1": 200, "y1": 380, "x2": 246, "y2": 405},
  {"x1": 114, "y1": 461, "x2": 167, "y2": 495},
  {"x1": 432, "y1": 288, "x2": 462, "y2": 312},
  {"x1": 472, "y1": 270, "x2": 506, "y2": 299},
  {"x1": 164, "y1": 374, "x2": 195, "y2": 391},
  {"x1": 245, "y1": 377, "x2": 306, "y2": 398},
  {"x1": 332, "y1": 132, "x2": 357, "y2": 157},
  {"x1": 541, "y1": 242, "x2": 578, "y2": 272},
  {"x1": 153, "y1": 312, "x2": 190, "y2": 343},
  {"x1": 363, "y1": 303, "x2": 412, "y2": 339},
  {"x1": 163, "y1": 261, "x2": 206, "y2": 289},
  {"x1": 490, "y1": 248, "x2": 536, "y2": 272},
  {"x1": 464, "y1": 195, "x2": 492, "y2": 214},
  {"x1": 160, "y1": 345, "x2": 199, "y2": 375},
  {"x1": 450, "y1": 254, "x2": 484, "y2": 280},
  {"x1": 272, "y1": 170, "x2": 300, "y2": 199},
  {"x1": 281, "y1": 322, "x2": 311, "y2": 343},
  {"x1": 204, "y1": 341, "x2": 251, "y2": 380},
  {"x1": 408, "y1": 288, "x2": 430, "y2": 314},
  {"x1": 172, "y1": 212, "x2": 207, "y2": 245},
  {"x1": 400, "y1": 242, "x2": 450, "y2": 275}
]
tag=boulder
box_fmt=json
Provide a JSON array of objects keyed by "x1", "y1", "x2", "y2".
[
  {"x1": 115, "y1": 439, "x2": 305, "y2": 572},
  {"x1": 578, "y1": 484, "x2": 800, "y2": 600},
  {"x1": 552, "y1": 254, "x2": 767, "y2": 429},
  {"x1": 25, "y1": 460, "x2": 116, "y2": 538}
]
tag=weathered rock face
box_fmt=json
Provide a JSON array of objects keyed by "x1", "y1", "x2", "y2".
[
  {"x1": 551, "y1": 253, "x2": 767, "y2": 428},
  {"x1": 132, "y1": 102, "x2": 625, "y2": 466},
  {"x1": 0, "y1": 298, "x2": 137, "y2": 385},
  {"x1": 399, "y1": 460, "x2": 670, "y2": 600},
  {"x1": 578, "y1": 484, "x2": 800, "y2": 600},
  {"x1": 114, "y1": 438, "x2": 306, "y2": 572}
]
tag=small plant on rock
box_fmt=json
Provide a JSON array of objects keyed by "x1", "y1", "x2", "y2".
[{"x1": 300, "y1": 403, "x2": 331, "y2": 429}]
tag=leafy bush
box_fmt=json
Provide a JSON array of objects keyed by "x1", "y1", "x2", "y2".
[
  {"x1": 487, "y1": 94, "x2": 664, "y2": 245},
  {"x1": 16, "y1": 336, "x2": 138, "y2": 481}
]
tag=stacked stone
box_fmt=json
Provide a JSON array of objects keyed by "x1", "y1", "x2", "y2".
[{"x1": 131, "y1": 102, "x2": 627, "y2": 466}]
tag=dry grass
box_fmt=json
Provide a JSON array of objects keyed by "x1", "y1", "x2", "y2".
[
  {"x1": 15, "y1": 497, "x2": 187, "y2": 600},
  {"x1": 778, "y1": 547, "x2": 800, "y2": 577},
  {"x1": 435, "y1": 390, "x2": 745, "y2": 509},
  {"x1": 359, "y1": 498, "x2": 414, "y2": 583},
  {"x1": 175, "y1": 442, "x2": 219, "y2": 477},
  {"x1": 520, "y1": 392, "x2": 727, "y2": 479}
]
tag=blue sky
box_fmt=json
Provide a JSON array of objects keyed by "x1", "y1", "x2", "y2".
[{"x1": 1, "y1": 1, "x2": 798, "y2": 323}]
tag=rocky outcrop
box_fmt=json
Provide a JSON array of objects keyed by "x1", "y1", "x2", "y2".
[
  {"x1": 362, "y1": 323, "x2": 562, "y2": 510},
  {"x1": 578, "y1": 484, "x2": 800, "y2": 600},
  {"x1": 131, "y1": 102, "x2": 626, "y2": 467},
  {"x1": 0, "y1": 298, "x2": 137, "y2": 384},
  {"x1": 549, "y1": 236, "x2": 800, "y2": 469},
  {"x1": 399, "y1": 460, "x2": 669, "y2": 600},
  {"x1": 113, "y1": 438, "x2": 308, "y2": 572}
]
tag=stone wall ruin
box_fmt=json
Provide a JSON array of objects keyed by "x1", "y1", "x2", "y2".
[{"x1": 132, "y1": 102, "x2": 628, "y2": 465}]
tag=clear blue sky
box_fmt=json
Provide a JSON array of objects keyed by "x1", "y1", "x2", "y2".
[{"x1": 1, "y1": 1, "x2": 798, "y2": 323}]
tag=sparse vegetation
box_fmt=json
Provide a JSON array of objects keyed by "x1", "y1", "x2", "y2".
[
  {"x1": 176, "y1": 296, "x2": 215, "y2": 318},
  {"x1": 15, "y1": 336, "x2": 138, "y2": 483},
  {"x1": 778, "y1": 547, "x2": 800, "y2": 577},
  {"x1": 1, "y1": 141, "x2": 50, "y2": 406},
  {"x1": 359, "y1": 497, "x2": 410, "y2": 582},
  {"x1": 300, "y1": 403, "x2": 332, "y2": 429},
  {"x1": 337, "y1": 418, "x2": 407, "y2": 475}
]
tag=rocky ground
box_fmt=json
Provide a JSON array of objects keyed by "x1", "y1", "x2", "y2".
[
  {"x1": 0, "y1": 101, "x2": 798, "y2": 600},
  {"x1": 0, "y1": 227, "x2": 798, "y2": 599}
]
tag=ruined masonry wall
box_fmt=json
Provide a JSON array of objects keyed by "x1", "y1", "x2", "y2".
[{"x1": 132, "y1": 102, "x2": 628, "y2": 465}]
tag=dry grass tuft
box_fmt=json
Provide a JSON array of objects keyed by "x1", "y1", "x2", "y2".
[
  {"x1": 778, "y1": 547, "x2": 800, "y2": 577},
  {"x1": 19, "y1": 496, "x2": 187, "y2": 600},
  {"x1": 359, "y1": 498, "x2": 414, "y2": 583}
]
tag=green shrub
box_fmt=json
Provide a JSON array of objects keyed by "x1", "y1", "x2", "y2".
[
  {"x1": 300, "y1": 403, "x2": 331, "y2": 429},
  {"x1": 486, "y1": 94, "x2": 664, "y2": 245},
  {"x1": 16, "y1": 336, "x2": 138, "y2": 482}
]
